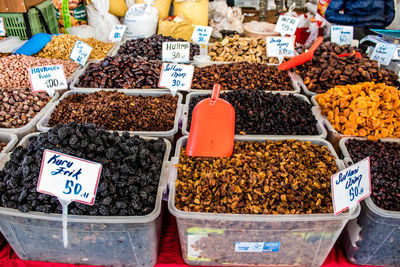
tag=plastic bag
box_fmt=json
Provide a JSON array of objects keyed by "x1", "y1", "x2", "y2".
[
  {"x1": 317, "y1": 0, "x2": 331, "y2": 16},
  {"x1": 136, "y1": 0, "x2": 171, "y2": 20},
  {"x1": 86, "y1": 0, "x2": 121, "y2": 42},
  {"x1": 109, "y1": 0, "x2": 128, "y2": 16},
  {"x1": 66, "y1": 25, "x2": 97, "y2": 39},
  {"x1": 209, "y1": 0, "x2": 243, "y2": 38},
  {"x1": 124, "y1": 3, "x2": 159, "y2": 39},
  {"x1": 0, "y1": 37, "x2": 27, "y2": 53},
  {"x1": 52, "y1": 0, "x2": 87, "y2": 33},
  {"x1": 174, "y1": 0, "x2": 208, "y2": 26},
  {"x1": 126, "y1": 0, "x2": 136, "y2": 7},
  {"x1": 158, "y1": 15, "x2": 194, "y2": 41}
]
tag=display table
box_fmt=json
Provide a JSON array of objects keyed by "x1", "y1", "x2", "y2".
[{"x1": 0, "y1": 209, "x2": 376, "y2": 267}]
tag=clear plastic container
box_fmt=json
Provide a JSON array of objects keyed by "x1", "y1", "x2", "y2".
[
  {"x1": 37, "y1": 89, "x2": 183, "y2": 141},
  {"x1": 181, "y1": 91, "x2": 327, "y2": 139},
  {"x1": 0, "y1": 132, "x2": 172, "y2": 267},
  {"x1": 0, "y1": 92, "x2": 59, "y2": 139},
  {"x1": 168, "y1": 136, "x2": 360, "y2": 266},
  {"x1": 339, "y1": 137, "x2": 400, "y2": 266},
  {"x1": 296, "y1": 74, "x2": 317, "y2": 97},
  {"x1": 0, "y1": 133, "x2": 18, "y2": 160}
]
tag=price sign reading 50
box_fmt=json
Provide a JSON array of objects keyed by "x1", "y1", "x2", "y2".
[{"x1": 37, "y1": 150, "x2": 102, "y2": 205}]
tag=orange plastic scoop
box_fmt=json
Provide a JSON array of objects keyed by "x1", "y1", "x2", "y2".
[
  {"x1": 186, "y1": 84, "x2": 235, "y2": 157},
  {"x1": 278, "y1": 36, "x2": 324, "y2": 71},
  {"x1": 338, "y1": 51, "x2": 362, "y2": 59}
]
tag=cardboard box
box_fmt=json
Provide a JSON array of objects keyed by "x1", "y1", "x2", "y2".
[{"x1": 0, "y1": 0, "x2": 45, "y2": 13}]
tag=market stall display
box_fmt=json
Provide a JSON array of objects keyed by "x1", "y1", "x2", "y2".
[
  {"x1": 0, "y1": 124, "x2": 171, "y2": 266},
  {"x1": 0, "y1": 133, "x2": 18, "y2": 161},
  {"x1": 340, "y1": 138, "x2": 400, "y2": 266}
]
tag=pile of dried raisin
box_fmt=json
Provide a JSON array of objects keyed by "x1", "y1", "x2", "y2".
[
  {"x1": 188, "y1": 90, "x2": 318, "y2": 135},
  {"x1": 346, "y1": 139, "x2": 400, "y2": 211},
  {"x1": 0, "y1": 123, "x2": 166, "y2": 216}
]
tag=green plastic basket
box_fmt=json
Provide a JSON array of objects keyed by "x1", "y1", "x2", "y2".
[{"x1": 0, "y1": 0, "x2": 59, "y2": 40}]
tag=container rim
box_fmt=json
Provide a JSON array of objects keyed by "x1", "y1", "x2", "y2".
[
  {"x1": 168, "y1": 135, "x2": 360, "y2": 222},
  {"x1": 0, "y1": 132, "x2": 172, "y2": 224}
]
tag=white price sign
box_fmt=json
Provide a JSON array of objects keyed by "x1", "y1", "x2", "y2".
[
  {"x1": 69, "y1": 40, "x2": 93, "y2": 66},
  {"x1": 191, "y1": 25, "x2": 213, "y2": 44},
  {"x1": 331, "y1": 26, "x2": 353, "y2": 46},
  {"x1": 158, "y1": 63, "x2": 194, "y2": 94},
  {"x1": 274, "y1": 16, "x2": 299, "y2": 36},
  {"x1": 0, "y1": 18, "x2": 5, "y2": 36},
  {"x1": 162, "y1": 42, "x2": 190, "y2": 63},
  {"x1": 109, "y1": 24, "x2": 127, "y2": 42},
  {"x1": 37, "y1": 149, "x2": 102, "y2": 205},
  {"x1": 331, "y1": 157, "x2": 371, "y2": 215},
  {"x1": 266, "y1": 37, "x2": 295, "y2": 57},
  {"x1": 370, "y1": 42, "x2": 397, "y2": 66},
  {"x1": 28, "y1": 65, "x2": 68, "y2": 93}
]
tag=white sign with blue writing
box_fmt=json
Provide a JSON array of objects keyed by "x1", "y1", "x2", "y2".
[
  {"x1": 37, "y1": 149, "x2": 102, "y2": 205},
  {"x1": 109, "y1": 24, "x2": 127, "y2": 42},
  {"x1": 274, "y1": 16, "x2": 300, "y2": 36},
  {"x1": 28, "y1": 65, "x2": 67, "y2": 94},
  {"x1": 370, "y1": 42, "x2": 397, "y2": 66},
  {"x1": 158, "y1": 63, "x2": 194, "y2": 94},
  {"x1": 69, "y1": 40, "x2": 93, "y2": 66},
  {"x1": 0, "y1": 18, "x2": 5, "y2": 36},
  {"x1": 331, "y1": 157, "x2": 371, "y2": 215},
  {"x1": 191, "y1": 25, "x2": 213, "y2": 44},
  {"x1": 331, "y1": 26, "x2": 353, "y2": 46},
  {"x1": 266, "y1": 37, "x2": 295, "y2": 57},
  {"x1": 162, "y1": 42, "x2": 190, "y2": 63},
  {"x1": 235, "y1": 242, "x2": 280, "y2": 252}
]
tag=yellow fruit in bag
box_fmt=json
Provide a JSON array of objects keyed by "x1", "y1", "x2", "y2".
[
  {"x1": 173, "y1": 0, "x2": 208, "y2": 26},
  {"x1": 109, "y1": 0, "x2": 128, "y2": 17},
  {"x1": 136, "y1": 0, "x2": 172, "y2": 20}
]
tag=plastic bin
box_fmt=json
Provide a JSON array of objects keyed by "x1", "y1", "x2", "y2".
[
  {"x1": 36, "y1": 89, "x2": 183, "y2": 141},
  {"x1": 181, "y1": 91, "x2": 327, "y2": 139},
  {"x1": 168, "y1": 136, "x2": 360, "y2": 266},
  {"x1": 0, "y1": 133, "x2": 18, "y2": 163},
  {"x1": 0, "y1": 91, "x2": 58, "y2": 139},
  {"x1": 0, "y1": 0, "x2": 59, "y2": 40},
  {"x1": 0, "y1": 132, "x2": 172, "y2": 267},
  {"x1": 296, "y1": 74, "x2": 318, "y2": 98},
  {"x1": 339, "y1": 137, "x2": 400, "y2": 266}
]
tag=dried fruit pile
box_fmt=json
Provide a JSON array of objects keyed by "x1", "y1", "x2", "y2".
[
  {"x1": 295, "y1": 41, "x2": 399, "y2": 93},
  {"x1": 0, "y1": 143, "x2": 6, "y2": 152},
  {"x1": 116, "y1": 34, "x2": 200, "y2": 60},
  {"x1": 76, "y1": 57, "x2": 162, "y2": 89},
  {"x1": 0, "y1": 88, "x2": 51, "y2": 128},
  {"x1": 316, "y1": 82, "x2": 400, "y2": 140},
  {"x1": 176, "y1": 140, "x2": 338, "y2": 214},
  {"x1": 0, "y1": 123, "x2": 166, "y2": 216},
  {"x1": 191, "y1": 62, "x2": 294, "y2": 91},
  {"x1": 48, "y1": 91, "x2": 178, "y2": 131},
  {"x1": 188, "y1": 90, "x2": 318, "y2": 135},
  {"x1": 346, "y1": 139, "x2": 400, "y2": 211}
]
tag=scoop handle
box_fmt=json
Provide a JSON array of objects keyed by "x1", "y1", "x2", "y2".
[
  {"x1": 211, "y1": 84, "x2": 221, "y2": 101},
  {"x1": 308, "y1": 36, "x2": 324, "y2": 54}
]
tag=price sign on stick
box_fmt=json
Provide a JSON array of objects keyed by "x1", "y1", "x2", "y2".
[
  {"x1": 274, "y1": 16, "x2": 299, "y2": 36},
  {"x1": 370, "y1": 42, "x2": 397, "y2": 66},
  {"x1": 28, "y1": 65, "x2": 68, "y2": 95},
  {"x1": 191, "y1": 25, "x2": 213, "y2": 44},
  {"x1": 0, "y1": 18, "x2": 6, "y2": 36},
  {"x1": 331, "y1": 26, "x2": 354, "y2": 46},
  {"x1": 70, "y1": 40, "x2": 93, "y2": 66},
  {"x1": 162, "y1": 42, "x2": 190, "y2": 63},
  {"x1": 266, "y1": 37, "x2": 295, "y2": 57},
  {"x1": 331, "y1": 157, "x2": 371, "y2": 215},
  {"x1": 109, "y1": 24, "x2": 126, "y2": 42},
  {"x1": 159, "y1": 63, "x2": 194, "y2": 94}
]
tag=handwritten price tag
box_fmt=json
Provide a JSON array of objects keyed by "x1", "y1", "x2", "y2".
[
  {"x1": 37, "y1": 149, "x2": 102, "y2": 205},
  {"x1": 109, "y1": 24, "x2": 127, "y2": 42},
  {"x1": 158, "y1": 63, "x2": 194, "y2": 94},
  {"x1": 69, "y1": 40, "x2": 93, "y2": 66},
  {"x1": 191, "y1": 25, "x2": 213, "y2": 44},
  {"x1": 28, "y1": 65, "x2": 68, "y2": 94},
  {"x1": 162, "y1": 42, "x2": 190, "y2": 63},
  {"x1": 266, "y1": 37, "x2": 295, "y2": 57},
  {"x1": 0, "y1": 18, "x2": 5, "y2": 36},
  {"x1": 370, "y1": 42, "x2": 397, "y2": 66},
  {"x1": 274, "y1": 16, "x2": 299, "y2": 36},
  {"x1": 331, "y1": 157, "x2": 371, "y2": 215},
  {"x1": 331, "y1": 26, "x2": 353, "y2": 46}
]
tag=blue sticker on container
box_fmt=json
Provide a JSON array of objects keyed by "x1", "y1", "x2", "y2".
[{"x1": 235, "y1": 242, "x2": 280, "y2": 252}]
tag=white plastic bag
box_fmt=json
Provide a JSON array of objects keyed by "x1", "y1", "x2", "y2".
[
  {"x1": 0, "y1": 37, "x2": 26, "y2": 53},
  {"x1": 126, "y1": 0, "x2": 136, "y2": 8},
  {"x1": 86, "y1": 0, "x2": 121, "y2": 42},
  {"x1": 66, "y1": 25, "x2": 97, "y2": 39},
  {"x1": 124, "y1": 2, "x2": 158, "y2": 39},
  {"x1": 209, "y1": 0, "x2": 243, "y2": 38}
]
